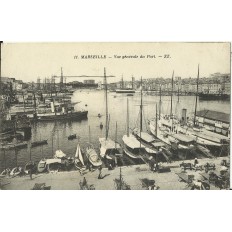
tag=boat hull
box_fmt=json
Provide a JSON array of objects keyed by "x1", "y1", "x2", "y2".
[
  {"x1": 199, "y1": 93, "x2": 230, "y2": 101},
  {"x1": 115, "y1": 89, "x2": 135, "y2": 94},
  {"x1": 37, "y1": 111, "x2": 88, "y2": 121}
]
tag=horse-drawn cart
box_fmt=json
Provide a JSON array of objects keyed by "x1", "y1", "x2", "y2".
[
  {"x1": 204, "y1": 162, "x2": 216, "y2": 173},
  {"x1": 180, "y1": 162, "x2": 192, "y2": 171},
  {"x1": 176, "y1": 173, "x2": 194, "y2": 184},
  {"x1": 140, "y1": 178, "x2": 159, "y2": 190}
]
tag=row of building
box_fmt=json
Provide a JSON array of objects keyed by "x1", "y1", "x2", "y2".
[
  {"x1": 1, "y1": 73, "x2": 231, "y2": 95},
  {"x1": 98, "y1": 73, "x2": 230, "y2": 94}
]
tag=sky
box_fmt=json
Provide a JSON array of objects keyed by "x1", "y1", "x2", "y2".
[{"x1": 1, "y1": 42, "x2": 230, "y2": 83}]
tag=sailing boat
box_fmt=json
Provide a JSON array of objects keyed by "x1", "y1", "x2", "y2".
[
  {"x1": 114, "y1": 167, "x2": 131, "y2": 190},
  {"x1": 122, "y1": 79, "x2": 148, "y2": 160},
  {"x1": 99, "y1": 68, "x2": 122, "y2": 159},
  {"x1": 74, "y1": 141, "x2": 86, "y2": 170},
  {"x1": 24, "y1": 141, "x2": 37, "y2": 174},
  {"x1": 115, "y1": 75, "x2": 135, "y2": 94},
  {"x1": 149, "y1": 71, "x2": 196, "y2": 155},
  {"x1": 131, "y1": 77, "x2": 158, "y2": 158},
  {"x1": 86, "y1": 126, "x2": 102, "y2": 167},
  {"x1": 177, "y1": 65, "x2": 230, "y2": 149}
]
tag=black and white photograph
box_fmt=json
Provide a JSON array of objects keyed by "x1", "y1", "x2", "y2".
[{"x1": 0, "y1": 42, "x2": 230, "y2": 190}]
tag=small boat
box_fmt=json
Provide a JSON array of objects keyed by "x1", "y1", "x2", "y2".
[
  {"x1": 53, "y1": 149, "x2": 74, "y2": 169},
  {"x1": 127, "y1": 94, "x2": 134, "y2": 96},
  {"x1": 37, "y1": 158, "x2": 64, "y2": 173},
  {"x1": 99, "y1": 137, "x2": 123, "y2": 159},
  {"x1": 0, "y1": 142, "x2": 27, "y2": 150},
  {"x1": 0, "y1": 169, "x2": 8, "y2": 176},
  {"x1": 54, "y1": 149, "x2": 66, "y2": 159},
  {"x1": 86, "y1": 144, "x2": 102, "y2": 167},
  {"x1": 46, "y1": 159, "x2": 64, "y2": 172},
  {"x1": 10, "y1": 167, "x2": 23, "y2": 177},
  {"x1": 31, "y1": 140, "x2": 48, "y2": 148},
  {"x1": 100, "y1": 122, "x2": 103, "y2": 129},
  {"x1": 74, "y1": 143, "x2": 86, "y2": 170},
  {"x1": 68, "y1": 134, "x2": 77, "y2": 140},
  {"x1": 37, "y1": 159, "x2": 47, "y2": 173}
]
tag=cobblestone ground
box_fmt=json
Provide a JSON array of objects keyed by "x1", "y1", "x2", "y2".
[{"x1": 0, "y1": 157, "x2": 230, "y2": 190}]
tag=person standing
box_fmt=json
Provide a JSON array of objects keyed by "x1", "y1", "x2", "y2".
[
  {"x1": 82, "y1": 177, "x2": 87, "y2": 186},
  {"x1": 98, "y1": 166, "x2": 103, "y2": 179},
  {"x1": 194, "y1": 158, "x2": 198, "y2": 167},
  {"x1": 29, "y1": 168, "x2": 33, "y2": 180}
]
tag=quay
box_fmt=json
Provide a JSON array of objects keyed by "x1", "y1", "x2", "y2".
[{"x1": 0, "y1": 157, "x2": 229, "y2": 190}]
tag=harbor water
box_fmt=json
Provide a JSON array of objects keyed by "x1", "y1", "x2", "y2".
[{"x1": 0, "y1": 89, "x2": 230, "y2": 171}]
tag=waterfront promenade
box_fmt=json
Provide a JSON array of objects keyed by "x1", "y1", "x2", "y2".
[{"x1": 0, "y1": 157, "x2": 228, "y2": 190}]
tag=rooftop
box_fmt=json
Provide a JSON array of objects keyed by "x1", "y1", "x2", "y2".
[{"x1": 196, "y1": 110, "x2": 230, "y2": 123}]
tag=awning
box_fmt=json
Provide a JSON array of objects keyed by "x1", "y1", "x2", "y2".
[
  {"x1": 171, "y1": 134, "x2": 194, "y2": 143},
  {"x1": 122, "y1": 135, "x2": 145, "y2": 149},
  {"x1": 54, "y1": 150, "x2": 66, "y2": 158},
  {"x1": 99, "y1": 137, "x2": 121, "y2": 149},
  {"x1": 46, "y1": 159, "x2": 62, "y2": 164},
  {"x1": 152, "y1": 141, "x2": 166, "y2": 147},
  {"x1": 134, "y1": 130, "x2": 155, "y2": 143}
]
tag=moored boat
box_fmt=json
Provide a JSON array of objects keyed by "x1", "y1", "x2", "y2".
[
  {"x1": 31, "y1": 140, "x2": 48, "y2": 147},
  {"x1": 74, "y1": 143, "x2": 86, "y2": 170},
  {"x1": 86, "y1": 144, "x2": 102, "y2": 167},
  {"x1": 0, "y1": 141, "x2": 28, "y2": 150},
  {"x1": 99, "y1": 70, "x2": 123, "y2": 159},
  {"x1": 37, "y1": 159, "x2": 47, "y2": 173},
  {"x1": 10, "y1": 167, "x2": 23, "y2": 177},
  {"x1": 122, "y1": 134, "x2": 146, "y2": 159},
  {"x1": 36, "y1": 101, "x2": 88, "y2": 121},
  {"x1": 68, "y1": 134, "x2": 77, "y2": 140}
]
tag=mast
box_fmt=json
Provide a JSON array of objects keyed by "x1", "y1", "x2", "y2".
[
  {"x1": 40, "y1": 133, "x2": 44, "y2": 157},
  {"x1": 140, "y1": 77, "x2": 143, "y2": 132},
  {"x1": 89, "y1": 126, "x2": 91, "y2": 143},
  {"x1": 155, "y1": 103, "x2": 158, "y2": 137},
  {"x1": 127, "y1": 98, "x2": 129, "y2": 137},
  {"x1": 115, "y1": 121, "x2": 117, "y2": 149},
  {"x1": 32, "y1": 83, "x2": 37, "y2": 118},
  {"x1": 33, "y1": 91, "x2": 37, "y2": 112},
  {"x1": 140, "y1": 77, "x2": 143, "y2": 151},
  {"x1": 60, "y1": 67, "x2": 63, "y2": 91},
  {"x1": 119, "y1": 167, "x2": 122, "y2": 190},
  {"x1": 170, "y1": 71, "x2": 174, "y2": 131},
  {"x1": 50, "y1": 76, "x2": 53, "y2": 97},
  {"x1": 193, "y1": 65, "x2": 200, "y2": 126},
  {"x1": 170, "y1": 71, "x2": 174, "y2": 116},
  {"x1": 15, "y1": 147, "x2": 17, "y2": 167},
  {"x1": 51, "y1": 133, "x2": 54, "y2": 155},
  {"x1": 159, "y1": 84, "x2": 162, "y2": 120},
  {"x1": 57, "y1": 130, "x2": 59, "y2": 149},
  {"x1": 22, "y1": 92, "x2": 25, "y2": 112},
  {"x1": 29, "y1": 142, "x2": 32, "y2": 161},
  {"x1": 104, "y1": 67, "x2": 108, "y2": 140},
  {"x1": 3, "y1": 149, "x2": 6, "y2": 170}
]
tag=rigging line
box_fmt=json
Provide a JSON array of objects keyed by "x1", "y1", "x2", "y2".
[
  {"x1": 135, "y1": 111, "x2": 140, "y2": 129},
  {"x1": 142, "y1": 107, "x2": 148, "y2": 132}
]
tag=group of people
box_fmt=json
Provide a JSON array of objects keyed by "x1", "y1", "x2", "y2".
[{"x1": 149, "y1": 157, "x2": 163, "y2": 172}]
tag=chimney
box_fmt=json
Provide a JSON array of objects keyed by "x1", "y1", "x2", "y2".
[{"x1": 182, "y1": 108, "x2": 187, "y2": 124}]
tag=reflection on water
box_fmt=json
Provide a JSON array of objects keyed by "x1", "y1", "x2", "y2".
[{"x1": 0, "y1": 90, "x2": 230, "y2": 171}]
